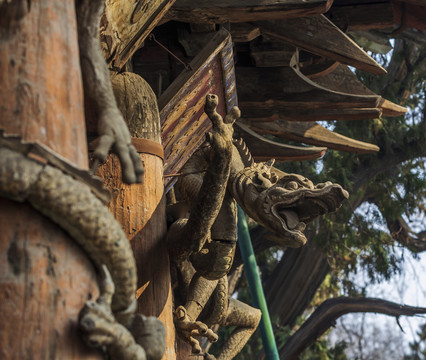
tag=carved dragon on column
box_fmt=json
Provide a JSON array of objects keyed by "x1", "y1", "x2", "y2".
[
  {"x1": 0, "y1": 0, "x2": 165, "y2": 359},
  {"x1": 168, "y1": 95, "x2": 349, "y2": 359},
  {"x1": 75, "y1": 0, "x2": 166, "y2": 358}
]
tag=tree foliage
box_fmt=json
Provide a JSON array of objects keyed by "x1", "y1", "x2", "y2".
[{"x1": 236, "y1": 35, "x2": 426, "y2": 358}]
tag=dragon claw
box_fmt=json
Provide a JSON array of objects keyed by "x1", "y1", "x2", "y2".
[{"x1": 174, "y1": 306, "x2": 218, "y2": 354}]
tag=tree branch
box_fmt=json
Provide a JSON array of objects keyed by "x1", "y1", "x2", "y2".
[
  {"x1": 386, "y1": 216, "x2": 426, "y2": 252},
  {"x1": 352, "y1": 131, "x2": 426, "y2": 193},
  {"x1": 368, "y1": 190, "x2": 426, "y2": 252},
  {"x1": 279, "y1": 297, "x2": 426, "y2": 359}
]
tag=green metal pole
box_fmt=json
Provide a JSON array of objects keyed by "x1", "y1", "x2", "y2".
[{"x1": 237, "y1": 205, "x2": 280, "y2": 360}]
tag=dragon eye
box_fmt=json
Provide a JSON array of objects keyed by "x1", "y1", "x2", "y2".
[{"x1": 286, "y1": 181, "x2": 298, "y2": 190}]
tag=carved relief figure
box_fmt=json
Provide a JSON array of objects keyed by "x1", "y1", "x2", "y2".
[
  {"x1": 168, "y1": 94, "x2": 349, "y2": 359},
  {"x1": 75, "y1": 1, "x2": 166, "y2": 358},
  {"x1": 76, "y1": 0, "x2": 144, "y2": 184},
  {"x1": 0, "y1": 0, "x2": 165, "y2": 358}
]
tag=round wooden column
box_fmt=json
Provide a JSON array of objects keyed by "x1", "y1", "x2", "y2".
[
  {"x1": 95, "y1": 72, "x2": 176, "y2": 360},
  {"x1": 0, "y1": 2, "x2": 101, "y2": 359}
]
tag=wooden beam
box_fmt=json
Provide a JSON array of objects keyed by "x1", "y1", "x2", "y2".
[
  {"x1": 300, "y1": 58, "x2": 339, "y2": 79},
  {"x1": 313, "y1": 65, "x2": 407, "y2": 117},
  {"x1": 230, "y1": 23, "x2": 261, "y2": 42},
  {"x1": 245, "y1": 120, "x2": 380, "y2": 153},
  {"x1": 249, "y1": 37, "x2": 296, "y2": 67},
  {"x1": 236, "y1": 65, "x2": 382, "y2": 121},
  {"x1": 101, "y1": 0, "x2": 176, "y2": 69},
  {"x1": 95, "y1": 73, "x2": 177, "y2": 359},
  {"x1": 235, "y1": 122, "x2": 327, "y2": 161},
  {"x1": 327, "y1": 3, "x2": 395, "y2": 31},
  {"x1": 165, "y1": 0, "x2": 332, "y2": 24},
  {"x1": 379, "y1": 98, "x2": 407, "y2": 117},
  {"x1": 159, "y1": 29, "x2": 238, "y2": 188},
  {"x1": 256, "y1": 15, "x2": 387, "y2": 75},
  {"x1": 240, "y1": 108, "x2": 383, "y2": 122}
]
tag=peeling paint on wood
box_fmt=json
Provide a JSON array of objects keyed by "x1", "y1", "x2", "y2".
[{"x1": 159, "y1": 29, "x2": 237, "y2": 188}]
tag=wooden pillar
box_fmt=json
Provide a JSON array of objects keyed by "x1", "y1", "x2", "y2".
[
  {"x1": 0, "y1": 1, "x2": 101, "y2": 359},
  {"x1": 94, "y1": 72, "x2": 176, "y2": 359}
]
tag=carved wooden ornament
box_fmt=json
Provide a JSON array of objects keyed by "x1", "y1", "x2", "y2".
[
  {"x1": 100, "y1": 0, "x2": 176, "y2": 69},
  {"x1": 159, "y1": 29, "x2": 238, "y2": 188}
]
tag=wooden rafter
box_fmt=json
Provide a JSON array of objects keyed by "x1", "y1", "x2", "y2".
[
  {"x1": 313, "y1": 65, "x2": 407, "y2": 117},
  {"x1": 235, "y1": 122, "x2": 327, "y2": 161},
  {"x1": 244, "y1": 120, "x2": 380, "y2": 153},
  {"x1": 236, "y1": 65, "x2": 382, "y2": 122},
  {"x1": 256, "y1": 15, "x2": 387, "y2": 75},
  {"x1": 165, "y1": 0, "x2": 332, "y2": 24}
]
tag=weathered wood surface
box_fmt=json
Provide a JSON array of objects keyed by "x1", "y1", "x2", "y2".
[
  {"x1": 256, "y1": 15, "x2": 387, "y2": 75},
  {"x1": 246, "y1": 120, "x2": 380, "y2": 153},
  {"x1": 0, "y1": 1, "x2": 101, "y2": 359},
  {"x1": 0, "y1": 199, "x2": 101, "y2": 360},
  {"x1": 327, "y1": 2, "x2": 395, "y2": 31},
  {"x1": 236, "y1": 65, "x2": 382, "y2": 121},
  {"x1": 392, "y1": 1, "x2": 426, "y2": 31},
  {"x1": 250, "y1": 37, "x2": 296, "y2": 67},
  {"x1": 0, "y1": 1, "x2": 88, "y2": 169},
  {"x1": 165, "y1": 0, "x2": 332, "y2": 24},
  {"x1": 94, "y1": 72, "x2": 176, "y2": 359},
  {"x1": 379, "y1": 98, "x2": 407, "y2": 117},
  {"x1": 101, "y1": 0, "x2": 176, "y2": 69},
  {"x1": 230, "y1": 23, "x2": 261, "y2": 42},
  {"x1": 313, "y1": 65, "x2": 407, "y2": 117},
  {"x1": 300, "y1": 57, "x2": 339, "y2": 79},
  {"x1": 159, "y1": 29, "x2": 237, "y2": 188},
  {"x1": 235, "y1": 122, "x2": 327, "y2": 161}
]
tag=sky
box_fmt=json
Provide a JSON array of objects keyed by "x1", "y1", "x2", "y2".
[{"x1": 329, "y1": 248, "x2": 426, "y2": 358}]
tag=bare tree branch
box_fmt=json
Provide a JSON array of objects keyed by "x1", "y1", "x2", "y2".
[
  {"x1": 387, "y1": 216, "x2": 426, "y2": 252},
  {"x1": 369, "y1": 190, "x2": 426, "y2": 252},
  {"x1": 279, "y1": 297, "x2": 426, "y2": 359}
]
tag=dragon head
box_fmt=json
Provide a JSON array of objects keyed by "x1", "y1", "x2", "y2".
[{"x1": 230, "y1": 162, "x2": 349, "y2": 247}]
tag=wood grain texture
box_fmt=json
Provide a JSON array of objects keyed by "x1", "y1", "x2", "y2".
[
  {"x1": 0, "y1": 199, "x2": 102, "y2": 360},
  {"x1": 95, "y1": 72, "x2": 176, "y2": 359},
  {"x1": 235, "y1": 122, "x2": 327, "y2": 161},
  {"x1": 101, "y1": 0, "x2": 176, "y2": 69},
  {"x1": 256, "y1": 15, "x2": 387, "y2": 75},
  {"x1": 0, "y1": 2, "x2": 101, "y2": 358},
  {"x1": 236, "y1": 65, "x2": 382, "y2": 121},
  {"x1": 247, "y1": 120, "x2": 380, "y2": 153},
  {"x1": 165, "y1": 0, "x2": 332, "y2": 24},
  {"x1": 313, "y1": 65, "x2": 407, "y2": 117},
  {"x1": 0, "y1": 0, "x2": 88, "y2": 168},
  {"x1": 159, "y1": 29, "x2": 237, "y2": 188}
]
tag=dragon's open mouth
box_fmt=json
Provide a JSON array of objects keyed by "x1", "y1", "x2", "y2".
[
  {"x1": 277, "y1": 208, "x2": 306, "y2": 232},
  {"x1": 267, "y1": 186, "x2": 349, "y2": 246}
]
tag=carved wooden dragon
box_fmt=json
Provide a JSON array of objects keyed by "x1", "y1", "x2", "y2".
[
  {"x1": 0, "y1": 0, "x2": 164, "y2": 358},
  {"x1": 168, "y1": 95, "x2": 349, "y2": 359},
  {"x1": 0, "y1": 133, "x2": 165, "y2": 360}
]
